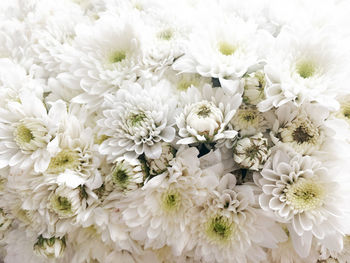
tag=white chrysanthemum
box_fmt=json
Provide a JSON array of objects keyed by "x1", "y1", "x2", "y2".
[
  {"x1": 243, "y1": 70, "x2": 266, "y2": 105},
  {"x1": 66, "y1": 13, "x2": 144, "y2": 108},
  {"x1": 176, "y1": 84, "x2": 241, "y2": 147},
  {"x1": 259, "y1": 27, "x2": 345, "y2": 112},
  {"x1": 335, "y1": 95, "x2": 350, "y2": 126},
  {"x1": 119, "y1": 147, "x2": 217, "y2": 256},
  {"x1": 231, "y1": 105, "x2": 267, "y2": 136},
  {"x1": 33, "y1": 235, "x2": 66, "y2": 259},
  {"x1": 186, "y1": 174, "x2": 286, "y2": 263},
  {"x1": 44, "y1": 108, "x2": 102, "y2": 190},
  {"x1": 0, "y1": 209, "x2": 12, "y2": 233},
  {"x1": 105, "y1": 156, "x2": 144, "y2": 192},
  {"x1": 0, "y1": 93, "x2": 66, "y2": 173},
  {"x1": 257, "y1": 150, "x2": 350, "y2": 257},
  {"x1": 234, "y1": 133, "x2": 270, "y2": 171},
  {"x1": 271, "y1": 102, "x2": 334, "y2": 155},
  {"x1": 319, "y1": 235, "x2": 350, "y2": 263},
  {"x1": 173, "y1": 16, "x2": 265, "y2": 80},
  {"x1": 98, "y1": 82, "x2": 176, "y2": 160}
]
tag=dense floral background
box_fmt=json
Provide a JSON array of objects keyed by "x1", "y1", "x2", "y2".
[{"x1": 1, "y1": 0, "x2": 350, "y2": 262}]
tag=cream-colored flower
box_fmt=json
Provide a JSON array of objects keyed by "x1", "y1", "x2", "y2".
[
  {"x1": 33, "y1": 235, "x2": 66, "y2": 259},
  {"x1": 234, "y1": 133, "x2": 270, "y2": 171}
]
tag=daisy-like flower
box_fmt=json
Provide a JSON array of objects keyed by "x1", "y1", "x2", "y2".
[
  {"x1": 44, "y1": 107, "x2": 102, "y2": 190},
  {"x1": 186, "y1": 173, "x2": 286, "y2": 263},
  {"x1": 33, "y1": 235, "x2": 66, "y2": 259},
  {"x1": 257, "y1": 149, "x2": 349, "y2": 257},
  {"x1": 233, "y1": 133, "x2": 270, "y2": 171},
  {"x1": 119, "y1": 147, "x2": 217, "y2": 256},
  {"x1": 67, "y1": 13, "x2": 144, "y2": 108},
  {"x1": 243, "y1": 70, "x2": 266, "y2": 105},
  {"x1": 176, "y1": 84, "x2": 241, "y2": 147},
  {"x1": 231, "y1": 104, "x2": 267, "y2": 136},
  {"x1": 0, "y1": 93, "x2": 65, "y2": 172},
  {"x1": 173, "y1": 16, "x2": 265, "y2": 80},
  {"x1": 271, "y1": 102, "x2": 333, "y2": 155},
  {"x1": 98, "y1": 81, "x2": 176, "y2": 160},
  {"x1": 259, "y1": 27, "x2": 345, "y2": 112}
]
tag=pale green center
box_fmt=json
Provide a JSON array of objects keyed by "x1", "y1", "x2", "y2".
[
  {"x1": 296, "y1": 61, "x2": 316, "y2": 78},
  {"x1": 177, "y1": 80, "x2": 193, "y2": 91},
  {"x1": 342, "y1": 105, "x2": 350, "y2": 119},
  {"x1": 206, "y1": 215, "x2": 235, "y2": 244},
  {"x1": 50, "y1": 195, "x2": 73, "y2": 217},
  {"x1": 285, "y1": 179, "x2": 325, "y2": 211},
  {"x1": 110, "y1": 51, "x2": 126, "y2": 63},
  {"x1": 218, "y1": 42, "x2": 236, "y2": 56},
  {"x1": 14, "y1": 124, "x2": 34, "y2": 145},
  {"x1": 162, "y1": 190, "x2": 181, "y2": 212},
  {"x1": 47, "y1": 149, "x2": 80, "y2": 174},
  {"x1": 197, "y1": 105, "x2": 212, "y2": 117},
  {"x1": 158, "y1": 29, "x2": 173, "y2": 41},
  {"x1": 128, "y1": 112, "x2": 147, "y2": 126},
  {"x1": 111, "y1": 165, "x2": 130, "y2": 188}
]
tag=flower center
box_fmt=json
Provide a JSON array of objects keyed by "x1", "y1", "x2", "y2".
[
  {"x1": 162, "y1": 190, "x2": 181, "y2": 212},
  {"x1": 296, "y1": 61, "x2": 316, "y2": 79},
  {"x1": 110, "y1": 50, "x2": 126, "y2": 63},
  {"x1": 285, "y1": 179, "x2": 325, "y2": 212},
  {"x1": 292, "y1": 125, "x2": 313, "y2": 143},
  {"x1": 14, "y1": 124, "x2": 34, "y2": 144},
  {"x1": 206, "y1": 215, "x2": 235, "y2": 244},
  {"x1": 197, "y1": 105, "x2": 212, "y2": 117},
  {"x1": 111, "y1": 166, "x2": 129, "y2": 188},
  {"x1": 50, "y1": 195, "x2": 73, "y2": 217},
  {"x1": 218, "y1": 41, "x2": 236, "y2": 56},
  {"x1": 47, "y1": 149, "x2": 80, "y2": 174},
  {"x1": 128, "y1": 112, "x2": 147, "y2": 127},
  {"x1": 158, "y1": 29, "x2": 173, "y2": 40}
]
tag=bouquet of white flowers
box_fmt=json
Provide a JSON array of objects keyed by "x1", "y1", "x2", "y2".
[{"x1": 1, "y1": 0, "x2": 350, "y2": 262}]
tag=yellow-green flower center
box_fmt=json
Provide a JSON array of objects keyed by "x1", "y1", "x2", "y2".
[
  {"x1": 296, "y1": 61, "x2": 316, "y2": 79},
  {"x1": 162, "y1": 190, "x2": 181, "y2": 212},
  {"x1": 158, "y1": 29, "x2": 173, "y2": 41},
  {"x1": 128, "y1": 112, "x2": 147, "y2": 127},
  {"x1": 47, "y1": 149, "x2": 80, "y2": 174},
  {"x1": 206, "y1": 215, "x2": 235, "y2": 244},
  {"x1": 111, "y1": 165, "x2": 130, "y2": 188},
  {"x1": 285, "y1": 178, "x2": 325, "y2": 211},
  {"x1": 218, "y1": 42, "x2": 236, "y2": 56},
  {"x1": 14, "y1": 124, "x2": 34, "y2": 145},
  {"x1": 50, "y1": 195, "x2": 73, "y2": 217},
  {"x1": 110, "y1": 50, "x2": 126, "y2": 63}
]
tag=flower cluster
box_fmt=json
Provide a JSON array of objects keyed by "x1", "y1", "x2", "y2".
[{"x1": 1, "y1": 0, "x2": 350, "y2": 262}]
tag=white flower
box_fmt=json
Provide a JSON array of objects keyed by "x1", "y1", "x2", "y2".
[
  {"x1": 234, "y1": 133, "x2": 270, "y2": 171},
  {"x1": 98, "y1": 81, "x2": 176, "y2": 160},
  {"x1": 119, "y1": 147, "x2": 217, "y2": 256},
  {"x1": 186, "y1": 174, "x2": 286, "y2": 263},
  {"x1": 163, "y1": 70, "x2": 211, "y2": 93},
  {"x1": 176, "y1": 85, "x2": 241, "y2": 147},
  {"x1": 231, "y1": 104, "x2": 268, "y2": 136},
  {"x1": 33, "y1": 235, "x2": 66, "y2": 259},
  {"x1": 319, "y1": 235, "x2": 350, "y2": 263},
  {"x1": 258, "y1": 27, "x2": 345, "y2": 112},
  {"x1": 271, "y1": 102, "x2": 333, "y2": 155},
  {"x1": 0, "y1": 93, "x2": 66, "y2": 173},
  {"x1": 0, "y1": 208, "x2": 12, "y2": 232},
  {"x1": 257, "y1": 149, "x2": 349, "y2": 257},
  {"x1": 67, "y1": 13, "x2": 144, "y2": 108},
  {"x1": 105, "y1": 156, "x2": 144, "y2": 192},
  {"x1": 243, "y1": 70, "x2": 266, "y2": 105},
  {"x1": 173, "y1": 16, "x2": 264, "y2": 80}
]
